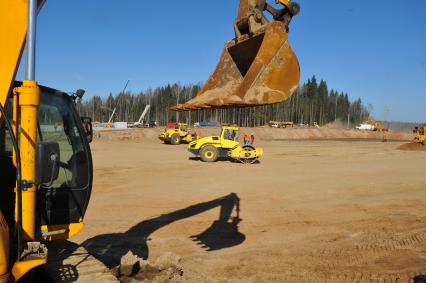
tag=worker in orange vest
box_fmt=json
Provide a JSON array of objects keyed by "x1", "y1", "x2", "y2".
[{"x1": 243, "y1": 134, "x2": 250, "y2": 145}]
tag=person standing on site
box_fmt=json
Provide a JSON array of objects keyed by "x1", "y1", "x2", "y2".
[{"x1": 244, "y1": 134, "x2": 250, "y2": 145}]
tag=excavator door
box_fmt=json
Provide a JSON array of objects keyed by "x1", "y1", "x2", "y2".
[
  {"x1": 36, "y1": 86, "x2": 93, "y2": 241},
  {"x1": 172, "y1": 0, "x2": 300, "y2": 111}
]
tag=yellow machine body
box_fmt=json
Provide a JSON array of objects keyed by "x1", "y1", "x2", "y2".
[
  {"x1": 159, "y1": 123, "x2": 197, "y2": 145},
  {"x1": 374, "y1": 122, "x2": 383, "y2": 131},
  {"x1": 414, "y1": 125, "x2": 426, "y2": 145},
  {"x1": 1, "y1": 1, "x2": 93, "y2": 281},
  {"x1": 0, "y1": 0, "x2": 29, "y2": 109},
  {"x1": 0, "y1": 1, "x2": 47, "y2": 280},
  {"x1": 188, "y1": 126, "x2": 263, "y2": 163},
  {"x1": 361, "y1": 117, "x2": 383, "y2": 131}
]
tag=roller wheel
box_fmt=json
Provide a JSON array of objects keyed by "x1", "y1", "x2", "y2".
[
  {"x1": 241, "y1": 145, "x2": 258, "y2": 164},
  {"x1": 200, "y1": 145, "x2": 218, "y2": 162},
  {"x1": 170, "y1": 134, "x2": 181, "y2": 145}
]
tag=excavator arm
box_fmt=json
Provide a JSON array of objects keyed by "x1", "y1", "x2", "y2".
[
  {"x1": 0, "y1": 0, "x2": 44, "y2": 112},
  {"x1": 264, "y1": 0, "x2": 300, "y2": 26},
  {"x1": 0, "y1": 1, "x2": 29, "y2": 111},
  {"x1": 235, "y1": 0, "x2": 300, "y2": 37}
]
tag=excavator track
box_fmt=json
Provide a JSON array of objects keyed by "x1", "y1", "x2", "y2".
[{"x1": 43, "y1": 245, "x2": 118, "y2": 282}]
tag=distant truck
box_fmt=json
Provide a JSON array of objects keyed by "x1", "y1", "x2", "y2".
[
  {"x1": 356, "y1": 124, "x2": 375, "y2": 131},
  {"x1": 355, "y1": 118, "x2": 383, "y2": 131},
  {"x1": 128, "y1": 105, "x2": 151, "y2": 128},
  {"x1": 269, "y1": 121, "x2": 294, "y2": 128},
  {"x1": 194, "y1": 121, "x2": 220, "y2": 127},
  {"x1": 145, "y1": 121, "x2": 158, "y2": 128}
]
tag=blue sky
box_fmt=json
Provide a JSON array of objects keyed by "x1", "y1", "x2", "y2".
[{"x1": 17, "y1": 0, "x2": 426, "y2": 122}]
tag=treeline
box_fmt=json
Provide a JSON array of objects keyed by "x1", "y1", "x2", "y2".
[{"x1": 76, "y1": 76, "x2": 370, "y2": 127}]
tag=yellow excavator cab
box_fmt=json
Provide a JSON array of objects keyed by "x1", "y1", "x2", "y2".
[{"x1": 172, "y1": 0, "x2": 300, "y2": 111}]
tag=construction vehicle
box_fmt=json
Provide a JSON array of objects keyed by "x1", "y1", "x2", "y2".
[
  {"x1": 188, "y1": 126, "x2": 263, "y2": 163},
  {"x1": 0, "y1": 1, "x2": 94, "y2": 281},
  {"x1": 105, "y1": 107, "x2": 117, "y2": 128},
  {"x1": 159, "y1": 123, "x2": 197, "y2": 145},
  {"x1": 413, "y1": 124, "x2": 426, "y2": 145},
  {"x1": 194, "y1": 121, "x2": 221, "y2": 127},
  {"x1": 145, "y1": 121, "x2": 158, "y2": 128},
  {"x1": 356, "y1": 117, "x2": 383, "y2": 131},
  {"x1": 128, "y1": 104, "x2": 150, "y2": 128},
  {"x1": 172, "y1": 0, "x2": 301, "y2": 111},
  {"x1": 269, "y1": 121, "x2": 294, "y2": 128},
  {"x1": 1, "y1": 0, "x2": 301, "y2": 280}
]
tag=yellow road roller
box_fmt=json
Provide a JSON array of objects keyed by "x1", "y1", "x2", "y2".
[{"x1": 188, "y1": 126, "x2": 263, "y2": 163}]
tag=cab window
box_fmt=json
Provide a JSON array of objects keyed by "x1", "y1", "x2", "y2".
[
  {"x1": 224, "y1": 129, "x2": 236, "y2": 141},
  {"x1": 38, "y1": 92, "x2": 89, "y2": 190}
]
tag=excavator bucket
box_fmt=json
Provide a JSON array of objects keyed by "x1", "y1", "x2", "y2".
[{"x1": 172, "y1": 0, "x2": 300, "y2": 111}]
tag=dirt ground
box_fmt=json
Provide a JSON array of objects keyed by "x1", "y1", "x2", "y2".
[{"x1": 70, "y1": 129, "x2": 426, "y2": 282}]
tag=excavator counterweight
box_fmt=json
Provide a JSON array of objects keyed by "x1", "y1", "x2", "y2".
[{"x1": 172, "y1": 0, "x2": 300, "y2": 111}]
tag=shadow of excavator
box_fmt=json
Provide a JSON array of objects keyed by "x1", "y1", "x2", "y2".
[{"x1": 48, "y1": 193, "x2": 245, "y2": 270}]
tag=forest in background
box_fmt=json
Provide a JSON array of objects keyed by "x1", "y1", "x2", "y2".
[{"x1": 76, "y1": 76, "x2": 371, "y2": 127}]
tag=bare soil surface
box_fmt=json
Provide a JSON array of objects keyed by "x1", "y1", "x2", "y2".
[
  {"x1": 67, "y1": 128, "x2": 425, "y2": 282},
  {"x1": 94, "y1": 127, "x2": 413, "y2": 142},
  {"x1": 398, "y1": 142, "x2": 426, "y2": 151}
]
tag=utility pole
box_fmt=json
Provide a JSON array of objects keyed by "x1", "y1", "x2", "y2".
[
  {"x1": 176, "y1": 90, "x2": 180, "y2": 122},
  {"x1": 347, "y1": 113, "x2": 350, "y2": 129},
  {"x1": 334, "y1": 96, "x2": 338, "y2": 123},
  {"x1": 118, "y1": 80, "x2": 130, "y2": 122},
  {"x1": 383, "y1": 105, "x2": 391, "y2": 129}
]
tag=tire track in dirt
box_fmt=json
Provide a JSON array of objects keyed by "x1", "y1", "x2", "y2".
[{"x1": 294, "y1": 228, "x2": 426, "y2": 282}]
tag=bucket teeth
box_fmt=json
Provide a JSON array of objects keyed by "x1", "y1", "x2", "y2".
[{"x1": 171, "y1": 21, "x2": 300, "y2": 112}]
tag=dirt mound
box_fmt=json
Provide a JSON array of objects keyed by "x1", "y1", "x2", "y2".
[
  {"x1": 397, "y1": 142, "x2": 426, "y2": 151},
  {"x1": 322, "y1": 119, "x2": 345, "y2": 129},
  {"x1": 94, "y1": 127, "x2": 413, "y2": 143},
  {"x1": 117, "y1": 251, "x2": 184, "y2": 282}
]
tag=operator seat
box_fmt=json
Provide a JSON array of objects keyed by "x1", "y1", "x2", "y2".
[{"x1": 69, "y1": 151, "x2": 88, "y2": 189}]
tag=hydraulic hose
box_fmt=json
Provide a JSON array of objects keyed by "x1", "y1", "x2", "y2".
[{"x1": 0, "y1": 103, "x2": 23, "y2": 260}]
